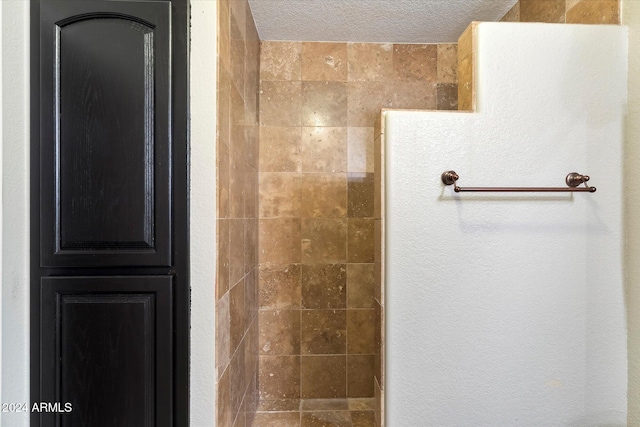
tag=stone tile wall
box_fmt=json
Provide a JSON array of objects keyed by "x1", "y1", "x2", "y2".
[
  {"x1": 502, "y1": 0, "x2": 619, "y2": 23},
  {"x1": 216, "y1": 0, "x2": 261, "y2": 425},
  {"x1": 257, "y1": 41, "x2": 458, "y2": 405}
]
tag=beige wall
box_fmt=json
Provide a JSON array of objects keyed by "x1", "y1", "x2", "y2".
[
  {"x1": 623, "y1": 1, "x2": 640, "y2": 424},
  {"x1": 216, "y1": 0, "x2": 261, "y2": 425}
]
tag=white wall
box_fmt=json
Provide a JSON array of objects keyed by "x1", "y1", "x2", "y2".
[
  {"x1": 623, "y1": 1, "x2": 640, "y2": 424},
  {"x1": 1, "y1": 1, "x2": 30, "y2": 426},
  {"x1": 385, "y1": 23, "x2": 628, "y2": 426},
  {"x1": 189, "y1": 1, "x2": 217, "y2": 425}
]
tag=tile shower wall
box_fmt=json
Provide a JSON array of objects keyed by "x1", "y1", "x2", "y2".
[
  {"x1": 501, "y1": 0, "x2": 620, "y2": 23},
  {"x1": 216, "y1": 0, "x2": 261, "y2": 425},
  {"x1": 257, "y1": 41, "x2": 458, "y2": 404}
]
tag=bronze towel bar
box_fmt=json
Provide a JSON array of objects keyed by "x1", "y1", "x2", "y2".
[{"x1": 441, "y1": 171, "x2": 597, "y2": 193}]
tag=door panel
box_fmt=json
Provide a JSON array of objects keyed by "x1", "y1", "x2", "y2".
[
  {"x1": 40, "y1": 1, "x2": 171, "y2": 267},
  {"x1": 40, "y1": 276, "x2": 172, "y2": 427},
  {"x1": 31, "y1": 0, "x2": 188, "y2": 426}
]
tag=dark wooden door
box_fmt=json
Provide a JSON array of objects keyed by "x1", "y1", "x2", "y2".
[{"x1": 30, "y1": 1, "x2": 188, "y2": 426}]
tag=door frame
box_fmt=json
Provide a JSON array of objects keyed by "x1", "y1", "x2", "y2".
[{"x1": 28, "y1": 0, "x2": 190, "y2": 425}]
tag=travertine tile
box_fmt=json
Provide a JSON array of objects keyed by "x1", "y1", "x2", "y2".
[
  {"x1": 218, "y1": 367, "x2": 232, "y2": 426},
  {"x1": 218, "y1": 0, "x2": 261, "y2": 421},
  {"x1": 259, "y1": 264, "x2": 302, "y2": 310},
  {"x1": 217, "y1": 219, "x2": 230, "y2": 298},
  {"x1": 301, "y1": 411, "x2": 351, "y2": 427},
  {"x1": 259, "y1": 310, "x2": 301, "y2": 355},
  {"x1": 259, "y1": 173, "x2": 302, "y2": 218},
  {"x1": 246, "y1": 316, "x2": 260, "y2": 384},
  {"x1": 245, "y1": 269, "x2": 260, "y2": 324},
  {"x1": 348, "y1": 398, "x2": 375, "y2": 411},
  {"x1": 301, "y1": 399, "x2": 349, "y2": 411},
  {"x1": 351, "y1": 410, "x2": 376, "y2": 427},
  {"x1": 230, "y1": 279, "x2": 246, "y2": 352},
  {"x1": 253, "y1": 412, "x2": 301, "y2": 427},
  {"x1": 216, "y1": 293, "x2": 231, "y2": 376},
  {"x1": 520, "y1": 0, "x2": 565, "y2": 22},
  {"x1": 218, "y1": 0, "x2": 230, "y2": 71},
  {"x1": 261, "y1": 42, "x2": 302, "y2": 81},
  {"x1": 347, "y1": 309, "x2": 376, "y2": 354},
  {"x1": 301, "y1": 174, "x2": 348, "y2": 218},
  {"x1": 244, "y1": 161, "x2": 258, "y2": 219},
  {"x1": 347, "y1": 264, "x2": 375, "y2": 309},
  {"x1": 302, "y1": 42, "x2": 348, "y2": 81},
  {"x1": 259, "y1": 126, "x2": 302, "y2": 173},
  {"x1": 246, "y1": 2, "x2": 259, "y2": 43},
  {"x1": 392, "y1": 44, "x2": 437, "y2": 82},
  {"x1": 374, "y1": 301, "x2": 382, "y2": 385},
  {"x1": 217, "y1": 66, "x2": 231, "y2": 146},
  {"x1": 230, "y1": 81, "x2": 245, "y2": 156},
  {"x1": 301, "y1": 127, "x2": 348, "y2": 173},
  {"x1": 373, "y1": 135, "x2": 382, "y2": 220},
  {"x1": 244, "y1": 63, "x2": 259, "y2": 118},
  {"x1": 229, "y1": 0, "x2": 246, "y2": 40},
  {"x1": 301, "y1": 264, "x2": 347, "y2": 309},
  {"x1": 437, "y1": 44, "x2": 458, "y2": 84},
  {"x1": 347, "y1": 127, "x2": 374, "y2": 173},
  {"x1": 458, "y1": 53, "x2": 473, "y2": 111},
  {"x1": 229, "y1": 149, "x2": 245, "y2": 218},
  {"x1": 229, "y1": 219, "x2": 245, "y2": 285},
  {"x1": 347, "y1": 173, "x2": 375, "y2": 218},
  {"x1": 457, "y1": 23, "x2": 476, "y2": 111},
  {"x1": 437, "y1": 83, "x2": 459, "y2": 111},
  {"x1": 259, "y1": 356, "x2": 301, "y2": 399},
  {"x1": 229, "y1": 17, "x2": 245, "y2": 95},
  {"x1": 244, "y1": 123, "x2": 259, "y2": 169},
  {"x1": 230, "y1": 344, "x2": 246, "y2": 414},
  {"x1": 301, "y1": 356, "x2": 347, "y2": 398},
  {"x1": 232, "y1": 403, "x2": 246, "y2": 427},
  {"x1": 260, "y1": 81, "x2": 302, "y2": 127},
  {"x1": 566, "y1": 0, "x2": 619, "y2": 24},
  {"x1": 347, "y1": 355, "x2": 375, "y2": 397},
  {"x1": 257, "y1": 399, "x2": 301, "y2": 412},
  {"x1": 259, "y1": 219, "x2": 302, "y2": 264},
  {"x1": 457, "y1": 22, "x2": 475, "y2": 60},
  {"x1": 301, "y1": 81, "x2": 348, "y2": 127},
  {"x1": 248, "y1": 365, "x2": 263, "y2": 421},
  {"x1": 347, "y1": 82, "x2": 394, "y2": 127},
  {"x1": 244, "y1": 218, "x2": 258, "y2": 273},
  {"x1": 374, "y1": 381, "x2": 382, "y2": 427},
  {"x1": 347, "y1": 219, "x2": 375, "y2": 263},
  {"x1": 348, "y1": 43, "x2": 393, "y2": 82},
  {"x1": 301, "y1": 310, "x2": 347, "y2": 354},
  {"x1": 374, "y1": 222, "x2": 382, "y2": 299},
  {"x1": 389, "y1": 81, "x2": 437, "y2": 110},
  {"x1": 500, "y1": 1, "x2": 521, "y2": 21},
  {"x1": 302, "y1": 218, "x2": 347, "y2": 264}
]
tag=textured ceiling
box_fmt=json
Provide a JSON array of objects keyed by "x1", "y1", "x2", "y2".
[{"x1": 247, "y1": 0, "x2": 519, "y2": 44}]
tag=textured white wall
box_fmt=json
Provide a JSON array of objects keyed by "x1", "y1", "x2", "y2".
[
  {"x1": 189, "y1": 1, "x2": 217, "y2": 426},
  {"x1": 248, "y1": 0, "x2": 517, "y2": 43},
  {"x1": 622, "y1": 1, "x2": 640, "y2": 424},
  {"x1": 385, "y1": 23, "x2": 627, "y2": 426},
  {"x1": 0, "y1": 2, "x2": 29, "y2": 426}
]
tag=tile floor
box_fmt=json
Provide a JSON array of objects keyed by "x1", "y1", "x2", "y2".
[{"x1": 252, "y1": 398, "x2": 376, "y2": 427}]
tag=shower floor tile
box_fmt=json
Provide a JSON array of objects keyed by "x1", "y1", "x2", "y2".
[{"x1": 253, "y1": 398, "x2": 375, "y2": 427}]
